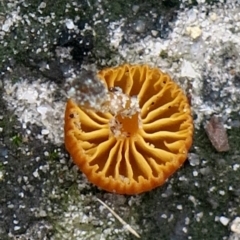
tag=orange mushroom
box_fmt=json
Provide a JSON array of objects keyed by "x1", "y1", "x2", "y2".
[{"x1": 64, "y1": 64, "x2": 193, "y2": 194}]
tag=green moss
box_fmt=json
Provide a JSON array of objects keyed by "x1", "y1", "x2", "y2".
[
  {"x1": 159, "y1": 50, "x2": 169, "y2": 59},
  {"x1": 11, "y1": 134, "x2": 22, "y2": 147},
  {"x1": 0, "y1": 162, "x2": 4, "y2": 171},
  {"x1": 48, "y1": 150, "x2": 59, "y2": 162},
  {"x1": 0, "y1": 113, "x2": 22, "y2": 150}
]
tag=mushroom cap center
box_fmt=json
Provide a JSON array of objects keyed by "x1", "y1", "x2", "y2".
[{"x1": 116, "y1": 112, "x2": 139, "y2": 137}]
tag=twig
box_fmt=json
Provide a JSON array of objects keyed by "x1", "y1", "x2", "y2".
[{"x1": 96, "y1": 197, "x2": 141, "y2": 239}]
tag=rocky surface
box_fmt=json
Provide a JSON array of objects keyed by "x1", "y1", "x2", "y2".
[{"x1": 1, "y1": 0, "x2": 240, "y2": 239}]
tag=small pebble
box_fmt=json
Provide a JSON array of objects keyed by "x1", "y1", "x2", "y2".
[
  {"x1": 151, "y1": 30, "x2": 158, "y2": 37},
  {"x1": 205, "y1": 115, "x2": 230, "y2": 152},
  {"x1": 187, "y1": 9, "x2": 197, "y2": 23},
  {"x1": 220, "y1": 216, "x2": 230, "y2": 226},
  {"x1": 134, "y1": 19, "x2": 146, "y2": 33},
  {"x1": 65, "y1": 19, "x2": 75, "y2": 30},
  {"x1": 38, "y1": 2, "x2": 46, "y2": 9},
  {"x1": 132, "y1": 5, "x2": 140, "y2": 13},
  {"x1": 188, "y1": 153, "x2": 200, "y2": 166},
  {"x1": 186, "y1": 26, "x2": 202, "y2": 39},
  {"x1": 41, "y1": 129, "x2": 49, "y2": 135},
  {"x1": 231, "y1": 217, "x2": 240, "y2": 233}
]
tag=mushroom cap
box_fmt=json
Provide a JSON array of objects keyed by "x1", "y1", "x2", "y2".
[{"x1": 64, "y1": 64, "x2": 193, "y2": 194}]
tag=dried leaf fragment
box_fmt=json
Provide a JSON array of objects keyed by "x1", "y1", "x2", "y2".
[{"x1": 205, "y1": 115, "x2": 229, "y2": 152}]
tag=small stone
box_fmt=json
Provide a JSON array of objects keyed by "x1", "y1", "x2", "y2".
[
  {"x1": 233, "y1": 164, "x2": 240, "y2": 171},
  {"x1": 220, "y1": 216, "x2": 230, "y2": 226},
  {"x1": 151, "y1": 30, "x2": 158, "y2": 37},
  {"x1": 0, "y1": 171, "x2": 4, "y2": 181},
  {"x1": 33, "y1": 169, "x2": 39, "y2": 178},
  {"x1": 38, "y1": 2, "x2": 46, "y2": 9},
  {"x1": 39, "y1": 210, "x2": 47, "y2": 217},
  {"x1": 219, "y1": 190, "x2": 225, "y2": 196},
  {"x1": 41, "y1": 129, "x2": 49, "y2": 135},
  {"x1": 209, "y1": 12, "x2": 217, "y2": 21},
  {"x1": 65, "y1": 19, "x2": 75, "y2": 30},
  {"x1": 2, "y1": 18, "x2": 12, "y2": 32},
  {"x1": 13, "y1": 220, "x2": 19, "y2": 224},
  {"x1": 134, "y1": 19, "x2": 146, "y2": 33},
  {"x1": 204, "y1": 115, "x2": 230, "y2": 152},
  {"x1": 37, "y1": 106, "x2": 49, "y2": 119},
  {"x1": 231, "y1": 217, "x2": 240, "y2": 233},
  {"x1": 188, "y1": 153, "x2": 200, "y2": 166},
  {"x1": 181, "y1": 60, "x2": 199, "y2": 79},
  {"x1": 187, "y1": 9, "x2": 197, "y2": 23},
  {"x1": 14, "y1": 226, "x2": 21, "y2": 231},
  {"x1": 186, "y1": 26, "x2": 202, "y2": 39},
  {"x1": 193, "y1": 170, "x2": 198, "y2": 177},
  {"x1": 199, "y1": 167, "x2": 211, "y2": 175},
  {"x1": 176, "y1": 205, "x2": 183, "y2": 210},
  {"x1": 132, "y1": 5, "x2": 140, "y2": 13}
]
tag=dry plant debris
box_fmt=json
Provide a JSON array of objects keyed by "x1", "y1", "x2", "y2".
[{"x1": 96, "y1": 198, "x2": 140, "y2": 238}]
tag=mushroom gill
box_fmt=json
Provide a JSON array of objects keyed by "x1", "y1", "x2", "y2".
[{"x1": 64, "y1": 64, "x2": 193, "y2": 194}]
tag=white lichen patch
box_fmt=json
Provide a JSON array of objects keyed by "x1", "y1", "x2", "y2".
[
  {"x1": 3, "y1": 79, "x2": 65, "y2": 145},
  {"x1": 109, "y1": 0, "x2": 240, "y2": 129},
  {"x1": 108, "y1": 20, "x2": 125, "y2": 49}
]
